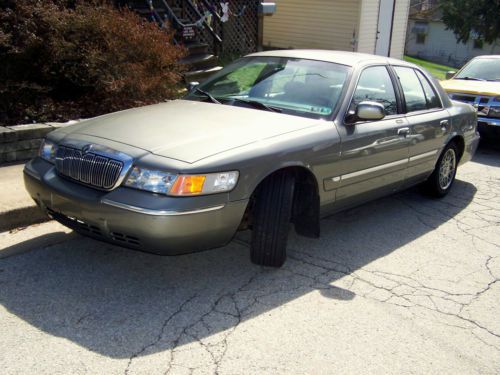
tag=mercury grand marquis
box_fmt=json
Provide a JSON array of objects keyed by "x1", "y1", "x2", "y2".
[{"x1": 24, "y1": 50, "x2": 480, "y2": 267}]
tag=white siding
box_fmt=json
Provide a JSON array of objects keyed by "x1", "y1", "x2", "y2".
[
  {"x1": 357, "y1": 0, "x2": 410, "y2": 58},
  {"x1": 389, "y1": 0, "x2": 410, "y2": 59},
  {"x1": 263, "y1": 0, "x2": 361, "y2": 51},
  {"x1": 357, "y1": 0, "x2": 380, "y2": 54},
  {"x1": 406, "y1": 20, "x2": 500, "y2": 67}
]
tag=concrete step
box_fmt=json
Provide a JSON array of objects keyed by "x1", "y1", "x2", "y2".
[
  {"x1": 185, "y1": 42, "x2": 210, "y2": 55},
  {"x1": 180, "y1": 53, "x2": 218, "y2": 69}
]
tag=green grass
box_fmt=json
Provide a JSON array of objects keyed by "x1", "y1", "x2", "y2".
[
  {"x1": 404, "y1": 56, "x2": 458, "y2": 80},
  {"x1": 227, "y1": 64, "x2": 266, "y2": 91}
]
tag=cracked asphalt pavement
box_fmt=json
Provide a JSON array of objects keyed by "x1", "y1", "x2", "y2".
[{"x1": 1, "y1": 145, "x2": 499, "y2": 374}]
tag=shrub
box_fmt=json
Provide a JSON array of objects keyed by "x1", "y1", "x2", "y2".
[{"x1": 0, "y1": 0, "x2": 186, "y2": 125}]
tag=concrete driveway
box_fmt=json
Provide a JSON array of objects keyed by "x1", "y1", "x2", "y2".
[{"x1": 1, "y1": 145, "x2": 499, "y2": 375}]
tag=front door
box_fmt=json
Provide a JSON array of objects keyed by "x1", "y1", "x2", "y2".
[
  {"x1": 331, "y1": 66, "x2": 410, "y2": 210},
  {"x1": 375, "y1": 0, "x2": 396, "y2": 56}
]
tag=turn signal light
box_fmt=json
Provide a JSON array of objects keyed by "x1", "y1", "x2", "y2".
[{"x1": 170, "y1": 175, "x2": 206, "y2": 195}]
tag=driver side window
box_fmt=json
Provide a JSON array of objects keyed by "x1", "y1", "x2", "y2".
[{"x1": 350, "y1": 66, "x2": 398, "y2": 116}]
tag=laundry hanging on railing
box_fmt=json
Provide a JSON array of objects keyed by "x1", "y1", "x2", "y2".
[{"x1": 193, "y1": 1, "x2": 248, "y2": 24}]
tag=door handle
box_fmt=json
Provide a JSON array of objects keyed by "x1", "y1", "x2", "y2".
[
  {"x1": 398, "y1": 127, "x2": 410, "y2": 137},
  {"x1": 440, "y1": 120, "x2": 449, "y2": 131}
]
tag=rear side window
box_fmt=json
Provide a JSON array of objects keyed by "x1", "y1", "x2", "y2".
[
  {"x1": 350, "y1": 66, "x2": 398, "y2": 116},
  {"x1": 415, "y1": 70, "x2": 442, "y2": 109},
  {"x1": 393, "y1": 67, "x2": 427, "y2": 112}
]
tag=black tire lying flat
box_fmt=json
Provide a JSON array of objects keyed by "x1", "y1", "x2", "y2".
[
  {"x1": 251, "y1": 171, "x2": 295, "y2": 267},
  {"x1": 422, "y1": 142, "x2": 458, "y2": 198}
]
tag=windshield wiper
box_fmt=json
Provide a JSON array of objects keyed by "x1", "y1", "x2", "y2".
[
  {"x1": 455, "y1": 77, "x2": 486, "y2": 81},
  {"x1": 231, "y1": 98, "x2": 282, "y2": 113},
  {"x1": 194, "y1": 87, "x2": 221, "y2": 104}
]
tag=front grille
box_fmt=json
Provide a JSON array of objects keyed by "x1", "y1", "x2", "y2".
[
  {"x1": 450, "y1": 93, "x2": 493, "y2": 117},
  {"x1": 489, "y1": 106, "x2": 500, "y2": 119},
  {"x1": 111, "y1": 232, "x2": 142, "y2": 247},
  {"x1": 47, "y1": 208, "x2": 102, "y2": 236},
  {"x1": 55, "y1": 146, "x2": 123, "y2": 190},
  {"x1": 452, "y1": 94, "x2": 476, "y2": 103}
]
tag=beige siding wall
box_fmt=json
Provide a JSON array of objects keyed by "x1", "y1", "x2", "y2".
[
  {"x1": 263, "y1": 0, "x2": 361, "y2": 51},
  {"x1": 356, "y1": 0, "x2": 380, "y2": 54},
  {"x1": 389, "y1": 0, "x2": 410, "y2": 59}
]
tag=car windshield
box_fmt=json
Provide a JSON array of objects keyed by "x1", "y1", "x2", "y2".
[
  {"x1": 455, "y1": 58, "x2": 500, "y2": 81},
  {"x1": 184, "y1": 56, "x2": 350, "y2": 119}
]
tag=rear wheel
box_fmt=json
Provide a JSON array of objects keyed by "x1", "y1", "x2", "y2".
[
  {"x1": 422, "y1": 142, "x2": 458, "y2": 198},
  {"x1": 250, "y1": 171, "x2": 295, "y2": 267}
]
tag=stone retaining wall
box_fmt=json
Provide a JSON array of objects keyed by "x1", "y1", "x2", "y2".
[{"x1": 0, "y1": 122, "x2": 75, "y2": 164}]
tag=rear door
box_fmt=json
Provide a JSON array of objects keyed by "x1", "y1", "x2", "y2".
[
  {"x1": 391, "y1": 66, "x2": 450, "y2": 186},
  {"x1": 332, "y1": 65, "x2": 410, "y2": 210}
]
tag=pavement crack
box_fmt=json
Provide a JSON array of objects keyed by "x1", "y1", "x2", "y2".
[{"x1": 124, "y1": 294, "x2": 197, "y2": 375}]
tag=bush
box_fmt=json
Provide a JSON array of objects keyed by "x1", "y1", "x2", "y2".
[{"x1": 0, "y1": 0, "x2": 186, "y2": 125}]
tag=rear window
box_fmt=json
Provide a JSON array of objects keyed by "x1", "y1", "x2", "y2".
[{"x1": 393, "y1": 67, "x2": 428, "y2": 112}]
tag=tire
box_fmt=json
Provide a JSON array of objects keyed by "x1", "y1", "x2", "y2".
[
  {"x1": 250, "y1": 171, "x2": 295, "y2": 267},
  {"x1": 422, "y1": 142, "x2": 459, "y2": 198}
]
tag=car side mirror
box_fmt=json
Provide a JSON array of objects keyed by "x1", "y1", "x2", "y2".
[
  {"x1": 187, "y1": 81, "x2": 200, "y2": 92},
  {"x1": 445, "y1": 71, "x2": 457, "y2": 80},
  {"x1": 346, "y1": 101, "x2": 386, "y2": 124}
]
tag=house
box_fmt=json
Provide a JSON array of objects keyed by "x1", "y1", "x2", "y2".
[
  {"x1": 262, "y1": 0, "x2": 411, "y2": 59},
  {"x1": 405, "y1": 0, "x2": 500, "y2": 67}
]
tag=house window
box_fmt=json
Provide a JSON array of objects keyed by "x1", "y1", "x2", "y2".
[
  {"x1": 473, "y1": 39, "x2": 484, "y2": 50},
  {"x1": 416, "y1": 33, "x2": 426, "y2": 44}
]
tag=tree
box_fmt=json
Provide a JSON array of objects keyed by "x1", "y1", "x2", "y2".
[{"x1": 440, "y1": 0, "x2": 500, "y2": 44}]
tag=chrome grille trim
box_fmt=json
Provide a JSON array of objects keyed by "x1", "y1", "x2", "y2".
[
  {"x1": 449, "y1": 93, "x2": 494, "y2": 117},
  {"x1": 55, "y1": 145, "x2": 126, "y2": 190}
]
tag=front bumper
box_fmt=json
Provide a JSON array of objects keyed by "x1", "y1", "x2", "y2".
[
  {"x1": 478, "y1": 116, "x2": 500, "y2": 127},
  {"x1": 477, "y1": 117, "x2": 500, "y2": 139},
  {"x1": 24, "y1": 158, "x2": 248, "y2": 255}
]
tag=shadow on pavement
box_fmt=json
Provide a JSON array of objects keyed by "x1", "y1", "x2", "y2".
[
  {"x1": 0, "y1": 180, "x2": 476, "y2": 359},
  {"x1": 0, "y1": 231, "x2": 77, "y2": 259},
  {"x1": 473, "y1": 141, "x2": 500, "y2": 167}
]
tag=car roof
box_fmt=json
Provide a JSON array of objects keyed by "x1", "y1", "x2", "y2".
[
  {"x1": 246, "y1": 49, "x2": 414, "y2": 68},
  {"x1": 471, "y1": 55, "x2": 500, "y2": 60}
]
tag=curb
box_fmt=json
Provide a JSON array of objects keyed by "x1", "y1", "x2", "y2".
[
  {"x1": 0, "y1": 120, "x2": 79, "y2": 164},
  {"x1": 0, "y1": 121, "x2": 79, "y2": 231}
]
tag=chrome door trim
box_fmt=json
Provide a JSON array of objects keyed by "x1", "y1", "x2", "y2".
[
  {"x1": 409, "y1": 149, "x2": 438, "y2": 162},
  {"x1": 101, "y1": 199, "x2": 225, "y2": 216},
  {"x1": 329, "y1": 149, "x2": 440, "y2": 184},
  {"x1": 341, "y1": 158, "x2": 408, "y2": 180}
]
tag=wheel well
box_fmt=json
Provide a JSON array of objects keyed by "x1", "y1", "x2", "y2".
[
  {"x1": 449, "y1": 136, "x2": 465, "y2": 161},
  {"x1": 240, "y1": 167, "x2": 321, "y2": 238}
]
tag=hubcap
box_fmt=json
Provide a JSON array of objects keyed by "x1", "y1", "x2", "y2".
[{"x1": 438, "y1": 148, "x2": 456, "y2": 190}]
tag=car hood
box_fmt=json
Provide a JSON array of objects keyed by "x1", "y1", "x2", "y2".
[
  {"x1": 440, "y1": 79, "x2": 500, "y2": 96},
  {"x1": 60, "y1": 100, "x2": 321, "y2": 163}
]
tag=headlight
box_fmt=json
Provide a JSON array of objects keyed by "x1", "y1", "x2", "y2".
[
  {"x1": 169, "y1": 171, "x2": 239, "y2": 196},
  {"x1": 124, "y1": 167, "x2": 177, "y2": 194},
  {"x1": 39, "y1": 139, "x2": 57, "y2": 163},
  {"x1": 124, "y1": 167, "x2": 239, "y2": 196}
]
